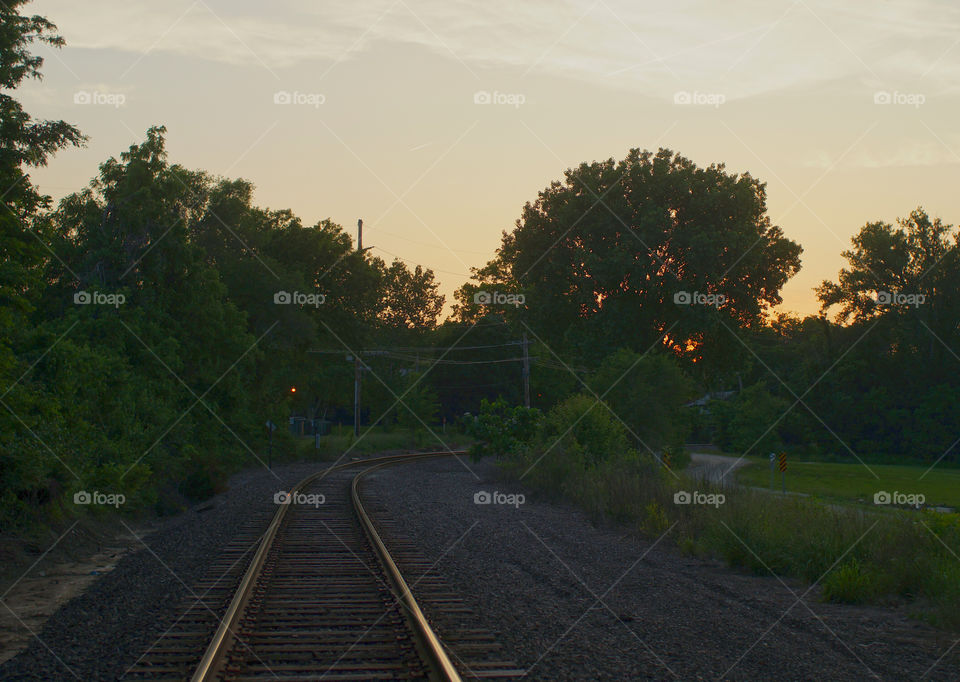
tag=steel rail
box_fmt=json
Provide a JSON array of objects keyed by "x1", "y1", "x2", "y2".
[
  {"x1": 353, "y1": 456, "x2": 464, "y2": 682},
  {"x1": 190, "y1": 449, "x2": 465, "y2": 682}
]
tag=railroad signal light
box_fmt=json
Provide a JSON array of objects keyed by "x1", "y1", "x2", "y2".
[{"x1": 289, "y1": 386, "x2": 297, "y2": 394}]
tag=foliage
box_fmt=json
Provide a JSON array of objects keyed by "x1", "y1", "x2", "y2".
[
  {"x1": 537, "y1": 393, "x2": 630, "y2": 468},
  {"x1": 454, "y1": 147, "x2": 803, "y2": 372},
  {"x1": 465, "y1": 398, "x2": 542, "y2": 460},
  {"x1": 588, "y1": 350, "x2": 694, "y2": 453},
  {"x1": 395, "y1": 371, "x2": 441, "y2": 431},
  {"x1": 376, "y1": 258, "x2": 444, "y2": 331},
  {"x1": 4, "y1": 1, "x2": 960, "y2": 585},
  {"x1": 0, "y1": 1, "x2": 85, "y2": 527},
  {"x1": 821, "y1": 559, "x2": 877, "y2": 604},
  {"x1": 710, "y1": 383, "x2": 789, "y2": 455}
]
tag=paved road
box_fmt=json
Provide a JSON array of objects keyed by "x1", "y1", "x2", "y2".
[{"x1": 687, "y1": 451, "x2": 749, "y2": 486}]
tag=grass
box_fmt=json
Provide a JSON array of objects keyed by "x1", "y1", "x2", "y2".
[
  {"x1": 734, "y1": 457, "x2": 960, "y2": 508},
  {"x1": 495, "y1": 446, "x2": 960, "y2": 630},
  {"x1": 293, "y1": 425, "x2": 472, "y2": 461}
]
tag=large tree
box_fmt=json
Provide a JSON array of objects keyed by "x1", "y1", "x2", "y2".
[
  {"x1": 455, "y1": 148, "x2": 802, "y2": 371},
  {"x1": 0, "y1": 1, "x2": 84, "y2": 351},
  {"x1": 376, "y1": 258, "x2": 444, "y2": 331},
  {"x1": 817, "y1": 208, "x2": 959, "y2": 362},
  {"x1": 0, "y1": 1, "x2": 84, "y2": 526}
]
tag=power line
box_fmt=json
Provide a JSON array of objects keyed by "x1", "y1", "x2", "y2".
[
  {"x1": 366, "y1": 227, "x2": 491, "y2": 256},
  {"x1": 371, "y1": 245, "x2": 474, "y2": 278},
  {"x1": 307, "y1": 341, "x2": 522, "y2": 354},
  {"x1": 531, "y1": 357, "x2": 591, "y2": 373},
  {"x1": 387, "y1": 353, "x2": 526, "y2": 365},
  {"x1": 389, "y1": 341, "x2": 523, "y2": 351}
]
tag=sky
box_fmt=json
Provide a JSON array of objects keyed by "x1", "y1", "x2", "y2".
[{"x1": 20, "y1": 0, "x2": 960, "y2": 317}]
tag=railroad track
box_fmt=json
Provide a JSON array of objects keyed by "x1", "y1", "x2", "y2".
[{"x1": 128, "y1": 451, "x2": 521, "y2": 681}]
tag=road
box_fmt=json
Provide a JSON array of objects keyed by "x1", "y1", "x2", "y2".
[{"x1": 686, "y1": 451, "x2": 749, "y2": 486}]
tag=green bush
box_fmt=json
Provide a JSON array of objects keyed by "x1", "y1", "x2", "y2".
[
  {"x1": 821, "y1": 559, "x2": 877, "y2": 603},
  {"x1": 465, "y1": 398, "x2": 542, "y2": 461},
  {"x1": 538, "y1": 393, "x2": 629, "y2": 468}
]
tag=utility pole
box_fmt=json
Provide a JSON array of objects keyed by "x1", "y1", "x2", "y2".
[
  {"x1": 354, "y1": 217, "x2": 363, "y2": 437},
  {"x1": 522, "y1": 332, "x2": 530, "y2": 408},
  {"x1": 353, "y1": 357, "x2": 360, "y2": 437}
]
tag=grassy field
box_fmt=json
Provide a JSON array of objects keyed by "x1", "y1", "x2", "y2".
[{"x1": 734, "y1": 457, "x2": 960, "y2": 508}]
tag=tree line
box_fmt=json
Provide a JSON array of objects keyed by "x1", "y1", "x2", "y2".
[{"x1": 2, "y1": 0, "x2": 958, "y2": 530}]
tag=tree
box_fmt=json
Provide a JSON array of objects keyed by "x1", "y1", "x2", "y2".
[
  {"x1": 817, "y1": 208, "x2": 959, "y2": 363},
  {"x1": 539, "y1": 393, "x2": 630, "y2": 468},
  {"x1": 0, "y1": 1, "x2": 84, "y2": 527},
  {"x1": 588, "y1": 351, "x2": 694, "y2": 453},
  {"x1": 456, "y1": 148, "x2": 802, "y2": 370},
  {"x1": 377, "y1": 258, "x2": 444, "y2": 331},
  {"x1": 395, "y1": 371, "x2": 440, "y2": 431},
  {"x1": 711, "y1": 383, "x2": 789, "y2": 455},
  {"x1": 47, "y1": 127, "x2": 259, "y2": 496},
  {"x1": 0, "y1": 2, "x2": 84, "y2": 348},
  {"x1": 809, "y1": 208, "x2": 960, "y2": 463}
]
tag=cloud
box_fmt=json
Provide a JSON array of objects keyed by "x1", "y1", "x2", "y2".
[
  {"x1": 36, "y1": 0, "x2": 960, "y2": 99},
  {"x1": 803, "y1": 138, "x2": 960, "y2": 168}
]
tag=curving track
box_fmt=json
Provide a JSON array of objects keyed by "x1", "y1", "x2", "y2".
[{"x1": 128, "y1": 451, "x2": 520, "y2": 681}]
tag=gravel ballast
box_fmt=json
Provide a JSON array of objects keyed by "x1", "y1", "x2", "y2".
[
  {"x1": 0, "y1": 459, "x2": 338, "y2": 681},
  {"x1": 2, "y1": 452, "x2": 957, "y2": 681},
  {"x1": 364, "y1": 456, "x2": 958, "y2": 681}
]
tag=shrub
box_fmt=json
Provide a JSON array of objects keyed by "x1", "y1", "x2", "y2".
[
  {"x1": 822, "y1": 559, "x2": 877, "y2": 603},
  {"x1": 538, "y1": 393, "x2": 629, "y2": 468},
  {"x1": 465, "y1": 398, "x2": 542, "y2": 461}
]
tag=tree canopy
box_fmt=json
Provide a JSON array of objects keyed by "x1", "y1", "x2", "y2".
[{"x1": 455, "y1": 148, "x2": 802, "y2": 371}]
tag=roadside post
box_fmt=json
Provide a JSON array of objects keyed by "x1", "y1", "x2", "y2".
[
  {"x1": 778, "y1": 452, "x2": 787, "y2": 492},
  {"x1": 769, "y1": 453, "x2": 775, "y2": 490}
]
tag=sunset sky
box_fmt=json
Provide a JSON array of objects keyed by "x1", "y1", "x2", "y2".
[{"x1": 22, "y1": 0, "x2": 960, "y2": 317}]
